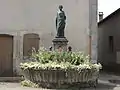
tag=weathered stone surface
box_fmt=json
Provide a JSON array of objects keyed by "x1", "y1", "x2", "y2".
[
  {"x1": 21, "y1": 69, "x2": 99, "y2": 88},
  {"x1": 1, "y1": 72, "x2": 120, "y2": 90},
  {"x1": 52, "y1": 37, "x2": 68, "y2": 51}
]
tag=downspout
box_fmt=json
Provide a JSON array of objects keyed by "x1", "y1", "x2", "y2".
[{"x1": 89, "y1": 0, "x2": 92, "y2": 60}]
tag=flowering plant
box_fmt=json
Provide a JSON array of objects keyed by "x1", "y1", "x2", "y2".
[{"x1": 20, "y1": 47, "x2": 102, "y2": 71}]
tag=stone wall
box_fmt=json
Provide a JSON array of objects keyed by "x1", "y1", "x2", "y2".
[{"x1": 0, "y1": 0, "x2": 97, "y2": 74}]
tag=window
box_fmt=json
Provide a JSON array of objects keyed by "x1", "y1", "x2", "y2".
[{"x1": 109, "y1": 36, "x2": 114, "y2": 52}]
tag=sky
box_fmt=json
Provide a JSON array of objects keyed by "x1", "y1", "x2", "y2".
[{"x1": 98, "y1": 0, "x2": 120, "y2": 18}]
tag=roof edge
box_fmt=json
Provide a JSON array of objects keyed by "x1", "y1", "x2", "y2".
[{"x1": 98, "y1": 8, "x2": 120, "y2": 25}]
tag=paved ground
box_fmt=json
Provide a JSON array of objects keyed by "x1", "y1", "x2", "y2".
[{"x1": 1, "y1": 72, "x2": 120, "y2": 90}]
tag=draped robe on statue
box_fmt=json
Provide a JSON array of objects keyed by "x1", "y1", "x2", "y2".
[{"x1": 56, "y1": 10, "x2": 66, "y2": 38}]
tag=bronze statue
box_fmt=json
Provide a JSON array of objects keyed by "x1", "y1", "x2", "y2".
[{"x1": 56, "y1": 5, "x2": 66, "y2": 38}]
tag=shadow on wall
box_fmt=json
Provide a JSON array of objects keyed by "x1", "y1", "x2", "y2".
[{"x1": 100, "y1": 63, "x2": 120, "y2": 74}]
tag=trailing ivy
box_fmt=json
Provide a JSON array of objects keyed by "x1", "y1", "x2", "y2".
[{"x1": 21, "y1": 80, "x2": 39, "y2": 88}]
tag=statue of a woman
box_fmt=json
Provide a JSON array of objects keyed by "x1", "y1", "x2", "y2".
[{"x1": 56, "y1": 5, "x2": 66, "y2": 38}]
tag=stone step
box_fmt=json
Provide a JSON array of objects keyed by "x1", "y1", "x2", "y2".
[{"x1": 0, "y1": 77, "x2": 23, "y2": 82}]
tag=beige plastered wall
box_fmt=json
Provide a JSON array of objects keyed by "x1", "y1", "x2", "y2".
[{"x1": 0, "y1": 0, "x2": 97, "y2": 74}]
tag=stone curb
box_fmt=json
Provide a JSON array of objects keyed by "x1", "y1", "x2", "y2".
[{"x1": 0, "y1": 77, "x2": 23, "y2": 82}]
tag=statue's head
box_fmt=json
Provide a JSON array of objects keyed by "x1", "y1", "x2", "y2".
[{"x1": 59, "y1": 5, "x2": 63, "y2": 11}]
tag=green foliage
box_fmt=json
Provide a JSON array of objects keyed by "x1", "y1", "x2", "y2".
[
  {"x1": 31, "y1": 47, "x2": 90, "y2": 65},
  {"x1": 21, "y1": 80, "x2": 39, "y2": 88},
  {"x1": 20, "y1": 47, "x2": 102, "y2": 71}
]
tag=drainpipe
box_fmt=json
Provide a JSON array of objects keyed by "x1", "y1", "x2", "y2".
[
  {"x1": 89, "y1": 0, "x2": 92, "y2": 60},
  {"x1": 88, "y1": 28, "x2": 92, "y2": 60}
]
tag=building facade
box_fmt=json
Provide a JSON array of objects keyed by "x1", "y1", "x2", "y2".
[
  {"x1": 98, "y1": 8, "x2": 120, "y2": 72},
  {"x1": 0, "y1": 0, "x2": 97, "y2": 76}
]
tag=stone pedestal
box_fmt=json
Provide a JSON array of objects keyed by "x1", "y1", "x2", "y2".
[{"x1": 52, "y1": 37, "x2": 68, "y2": 51}]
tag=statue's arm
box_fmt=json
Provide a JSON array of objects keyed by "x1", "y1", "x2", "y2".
[
  {"x1": 65, "y1": 15, "x2": 66, "y2": 20},
  {"x1": 63, "y1": 11, "x2": 66, "y2": 20},
  {"x1": 56, "y1": 17, "x2": 57, "y2": 29}
]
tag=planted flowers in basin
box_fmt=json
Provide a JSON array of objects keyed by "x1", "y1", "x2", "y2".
[{"x1": 20, "y1": 47, "x2": 102, "y2": 88}]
